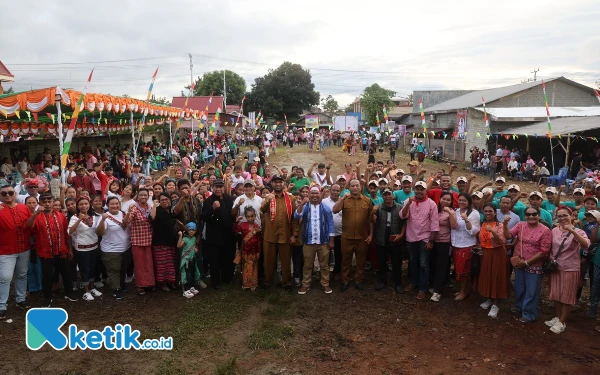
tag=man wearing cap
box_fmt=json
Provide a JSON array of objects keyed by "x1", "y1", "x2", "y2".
[
  {"x1": 261, "y1": 175, "x2": 298, "y2": 291},
  {"x1": 541, "y1": 186, "x2": 559, "y2": 213},
  {"x1": 203, "y1": 179, "x2": 235, "y2": 289},
  {"x1": 68, "y1": 166, "x2": 95, "y2": 196},
  {"x1": 294, "y1": 186, "x2": 335, "y2": 295},
  {"x1": 308, "y1": 161, "x2": 333, "y2": 188},
  {"x1": 336, "y1": 175, "x2": 350, "y2": 196},
  {"x1": 332, "y1": 179, "x2": 373, "y2": 291},
  {"x1": 129, "y1": 163, "x2": 143, "y2": 186},
  {"x1": 373, "y1": 187, "x2": 405, "y2": 293},
  {"x1": 366, "y1": 180, "x2": 384, "y2": 206},
  {"x1": 232, "y1": 179, "x2": 263, "y2": 224},
  {"x1": 561, "y1": 187, "x2": 585, "y2": 215},
  {"x1": 322, "y1": 184, "x2": 343, "y2": 279},
  {"x1": 528, "y1": 191, "x2": 553, "y2": 225},
  {"x1": 492, "y1": 177, "x2": 508, "y2": 200},
  {"x1": 454, "y1": 176, "x2": 469, "y2": 194},
  {"x1": 407, "y1": 161, "x2": 425, "y2": 186},
  {"x1": 16, "y1": 180, "x2": 40, "y2": 204},
  {"x1": 26, "y1": 192, "x2": 77, "y2": 306},
  {"x1": 394, "y1": 176, "x2": 414, "y2": 206},
  {"x1": 0, "y1": 184, "x2": 33, "y2": 319},
  {"x1": 400, "y1": 181, "x2": 439, "y2": 299}
]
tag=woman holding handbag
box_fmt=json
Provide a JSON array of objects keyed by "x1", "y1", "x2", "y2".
[
  {"x1": 477, "y1": 204, "x2": 508, "y2": 318},
  {"x1": 503, "y1": 206, "x2": 552, "y2": 323},
  {"x1": 545, "y1": 206, "x2": 590, "y2": 334}
]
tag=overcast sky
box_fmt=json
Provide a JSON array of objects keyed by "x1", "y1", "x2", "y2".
[{"x1": 3, "y1": 0, "x2": 599, "y2": 108}]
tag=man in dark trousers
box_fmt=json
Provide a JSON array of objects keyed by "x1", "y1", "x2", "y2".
[{"x1": 202, "y1": 179, "x2": 235, "y2": 289}]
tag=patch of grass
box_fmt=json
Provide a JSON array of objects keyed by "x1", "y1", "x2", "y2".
[
  {"x1": 215, "y1": 357, "x2": 238, "y2": 375},
  {"x1": 247, "y1": 323, "x2": 295, "y2": 350},
  {"x1": 155, "y1": 358, "x2": 188, "y2": 375},
  {"x1": 172, "y1": 287, "x2": 263, "y2": 345}
]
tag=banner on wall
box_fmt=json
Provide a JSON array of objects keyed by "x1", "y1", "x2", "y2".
[
  {"x1": 305, "y1": 115, "x2": 319, "y2": 128},
  {"x1": 456, "y1": 110, "x2": 467, "y2": 139}
]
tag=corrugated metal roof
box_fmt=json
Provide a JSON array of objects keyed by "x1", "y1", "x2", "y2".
[
  {"x1": 472, "y1": 106, "x2": 600, "y2": 120},
  {"x1": 497, "y1": 116, "x2": 600, "y2": 135},
  {"x1": 423, "y1": 79, "x2": 562, "y2": 112}
]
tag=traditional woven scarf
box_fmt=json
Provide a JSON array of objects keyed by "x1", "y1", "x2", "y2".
[
  {"x1": 43, "y1": 212, "x2": 61, "y2": 256},
  {"x1": 270, "y1": 193, "x2": 292, "y2": 223}
]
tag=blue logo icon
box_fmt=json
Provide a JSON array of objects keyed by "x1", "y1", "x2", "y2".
[
  {"x1": 26, "y1": 308, "x2": 69, "y2": 350},
  {"x1": 25, "y1": 307, "x2": 172, "y2": 351}
]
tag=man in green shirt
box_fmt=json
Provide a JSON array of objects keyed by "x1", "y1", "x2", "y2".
[
  {"x1": 541, "y1": 186, "x2": 558, "y2": 213},
  {"x1": 394, "y1": 176, "x2": 414, "y2": 206},
  {"x1": 493, "y1": 176, "x2": 508, "y2": 200},
  {"x1": 528, "y1": 191, "x2": 553, "y2": 226}
]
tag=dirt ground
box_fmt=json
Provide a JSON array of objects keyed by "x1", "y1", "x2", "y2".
[{"x1": 1, "y1": 143, "x2": 599, "y2": 375}]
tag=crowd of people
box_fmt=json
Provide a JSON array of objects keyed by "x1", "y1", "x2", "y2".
[{"x1": 1, "y1": 129, "x2": 599, "y2": 338}]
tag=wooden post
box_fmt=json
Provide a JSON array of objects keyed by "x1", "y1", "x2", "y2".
[
  {"x1": 564, "y1": 136, "x2": 571, "y2": 167},
  {"x1": 453, "y1": 139, "x2": 457, "y2": 161}
]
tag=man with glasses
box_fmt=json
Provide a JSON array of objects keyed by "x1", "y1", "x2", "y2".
[
  {"x1": 16, "y1": 180, "x2": 40, "y2": 204},
  {"x1": 0, "y1": 185, "x2": 33, "y2": 319},
  {"x1": 26, "y1": 192, "x2": 77, "y2": 307}
]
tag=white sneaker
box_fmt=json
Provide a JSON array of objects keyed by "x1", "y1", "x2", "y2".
[
  {"x1": 189, "y1": 287, "x2": 200, "y2": 295},
  {"x1": 94, "y1": 281, "x2": 104, "y2": 289},
  {"x1": 488, "y1": 305, "x2": 499, "y2": 318},
  {"x1": 82, "y1": 292, "x2": 94, "y2": 301},
  {"x1": 90, "y1": 289, "x2": 103, "y2": 297},
  {"x1": 545, "y1": 317, "x2": 559, "y2": 327},
  {"x1": 198, "y1": 281, "x2": 207, "y2": 289},
  {"x1": 550, "y1": 321, "x2": 566, "y2": 334},
  {"x1": 480, "y1": 299, "x2": 493, "y2": 309},
  {"x1": 430, "y1": 293, "x2": 441, "y2": 302},
  {"x1": 183, "y1": 290, "x2": 195, "y2": 298}
]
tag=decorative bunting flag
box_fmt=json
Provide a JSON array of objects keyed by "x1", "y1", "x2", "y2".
[
  {"x1": 32, "y1": 112, "x2": 38, "y2": 123},
  {"x1": 382, "y1": 104, "x2": 388, "y2": 125},
  {"x1": 284, "y1": 113, "x2": 288, "y2": 127},
  {"x1": 177, "y1": 82, "x2": 194, "y2": 130},
  {"x1": 476, "y1": 132, "x2": 481, "y2": 137},
  {"x1": 25, "y1": 111, "x2": 31, "y2": 121},
  {"x1": 419, "y1": 99, "x2": 426, "y2": 133},
  {"x1": 542, "y1": 80, "x2": 552, "y2": 137},
  {"x1": 481, "y1": 96, "x2": 489, "y2": 132},
  {"x1": 15, "y1": 111, "x2": 20, "y2": 119},
  {"x1": 376, "y1": 111, "x2": 380, "y2": 127},
  {"x1": 62, "y1": 68, "x2": 94, "y2": 169},
  {"x1": 236, "y1": 95, "x2": 245, "y2": 127},
  {"x1": 214, "y1": 107, "x2": 221, "y2": 123},
  {"x1": 0, "y1": 110, "x2": 7, "y2": 118}
]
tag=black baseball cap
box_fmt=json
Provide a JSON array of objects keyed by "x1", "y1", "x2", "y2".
[
  {"x1": 213, "y1": 179, "x2": 225, "y2": 186},
  {"x1": 271, "y1": 175, "x2": 285, "y2": 182}
]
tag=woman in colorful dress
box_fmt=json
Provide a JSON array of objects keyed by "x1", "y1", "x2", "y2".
[
  {"x1": 477, "y1": 203, "x2": 508, "y2": 318},
  {"x1": 125, "y1": 188, "x2": 155, "y2": 295},
  {"x1": 234, "y1": 206, "x2": 262, "y2": 291},
  {"x1": 545, "y1": 206, "x2": 590, "y2": 334}
]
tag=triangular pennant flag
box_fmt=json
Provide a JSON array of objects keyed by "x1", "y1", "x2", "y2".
[
  {"x1": 524, "y1": 133, "x2": 528, "y2": 138},
  {"x1": 32, "y1": 112, "x2": 38, "y2": 123},
  {"x1": 104, "y1": 118, "x2": 107, "y2": 125},
  {"x1": 0, "y1": 110, "x2": 7, "y2": 118},
  {"x1": 25, "y1": 111, "x2": 31, "y2": 121},
  {"x1": 15, "y1": 111, "x2": 20, "y2": 119},
  {"x1": 476, "y1": 132, "x2": 481, "y2": 137},
  {"x1": 486, "y1": 135, "x2": 490, "y2": 140}
]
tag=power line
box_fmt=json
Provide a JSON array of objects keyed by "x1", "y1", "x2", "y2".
[{"x1": 6, "y1": 55, "x2": 184, "y2": 66}]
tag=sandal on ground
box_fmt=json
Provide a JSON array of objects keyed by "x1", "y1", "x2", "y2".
[{"x1": 137, "y1": 289, "x2": 146, "y2": 296}]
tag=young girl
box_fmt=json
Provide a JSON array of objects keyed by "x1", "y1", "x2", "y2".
[
  {"x1": 233, "y1": 207, "x2": 262, "y2": 291},
  {"x1": 106, "y1": 180, "x2": 122, "y2": 201},
  {"x1": 177, "y1": 222, "x2": 201, "y2": 298}
]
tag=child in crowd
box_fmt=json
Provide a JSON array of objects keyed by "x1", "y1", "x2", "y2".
[
  {"x1": 233, "y1": 206, "x2": 262, "y2": 291},
  {"x1": 177, "y1": 222, "x2": 201, "y2": 298}
]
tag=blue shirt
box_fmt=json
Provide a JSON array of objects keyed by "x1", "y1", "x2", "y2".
[{"x1": 394, "y1": 189, "x2": 414, "y2": 206}]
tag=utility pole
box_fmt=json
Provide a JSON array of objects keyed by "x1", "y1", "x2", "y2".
[
  {"x1": 223, "y1": 70, "x2": 227, "y2": 108},
  {"x1": 189, "y1": 53, "x2": 194, "y2": 146},
  {"x1": 531, "y1": 68, "x2": 539, "y2": 81}
]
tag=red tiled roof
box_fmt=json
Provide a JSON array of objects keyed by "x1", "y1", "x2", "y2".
[
  {"x1": 171, "y1": 96, "x2": 224, "y2": 113},
  {"x1": 0, "y1": 60, "x2": 14, "y2": 81},
  {"x1": 225, "y1": 104, "x2": 240, "y2": 113}
]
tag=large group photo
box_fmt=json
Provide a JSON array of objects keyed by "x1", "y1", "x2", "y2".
[{"x1": 2, "y1": 1, "x2": 600, "y2": 374}]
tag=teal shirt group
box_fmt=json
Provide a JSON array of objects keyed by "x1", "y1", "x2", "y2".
[
  {"x1": 541, "y1": 199, "x2": 557, "y2": 213},
  {"x1": 394, "y1": 190, "x2": 414, "y2": 206}
]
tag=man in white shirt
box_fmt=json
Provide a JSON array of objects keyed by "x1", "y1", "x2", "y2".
[
  {"x1": 231, "y1": 179, "x2": 263, "y2": 224},
  {"x1": 322, "y1": 184, "x2": 343, "y2": 278},
  {"x1": 16, "y1": 180, "x2": 41, "y2": 204}
]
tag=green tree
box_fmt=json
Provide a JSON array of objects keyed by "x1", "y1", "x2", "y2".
[
  {"x1": 359, "y1": 84, "x2": 395, "y2": 126},
  {"x1": 245, "y1": 62, "x2": 320, "y2": 119},
  {"x1": 191, "y1": 70, "x2": 246, "y2": 105},
  {"x1": 321, "y1": 95, "x2": 339, "y2": 119},
  {"x1": 344, "y1": 103, "x2": 354, "y2": 113}
]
